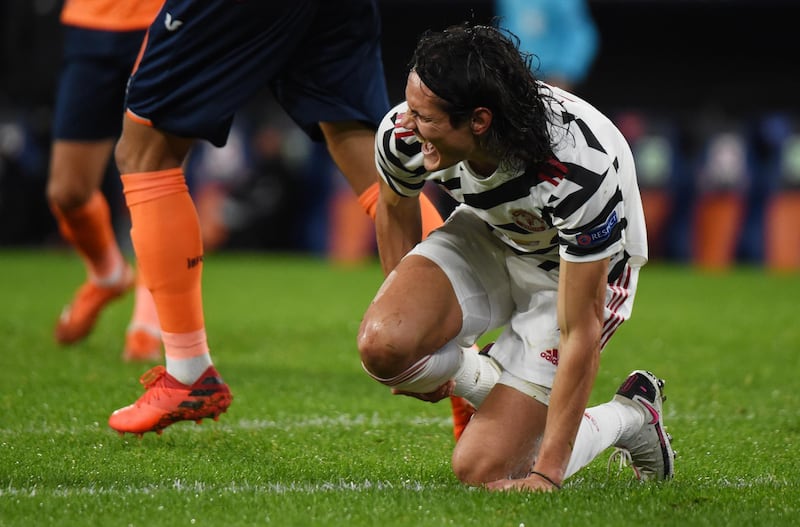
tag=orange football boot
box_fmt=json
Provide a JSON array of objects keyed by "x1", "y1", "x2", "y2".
[
  {"x1": 55, "y1": 265, "x2": 135, "y2": 345},
  {"x1": 109, "y1": 365, "x2": 232, "y2": 436}
]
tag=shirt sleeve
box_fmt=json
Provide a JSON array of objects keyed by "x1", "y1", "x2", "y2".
[
  {"x1": 374, "y1": 103, "x2": 429, "y2": 198},
  {"x1": 549, "y1": 159, "x2": 626, "y2": 263}
]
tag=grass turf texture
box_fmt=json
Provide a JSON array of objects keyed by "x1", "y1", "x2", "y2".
[{"x1": 1, "y1": 249, "x2": 798, "y2": 526}]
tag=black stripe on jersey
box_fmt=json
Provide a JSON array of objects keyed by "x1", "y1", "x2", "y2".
[
  {"x1": 460, "y1": 164, "x2": 556, "y2": 210},
  {"x1": 574, "y1": 118, "x2": 606, "y2": 154},
  {"x1": 560, "y1": 188, "x2": 623, "y2": 237},
  {"x1": 395, "y1": 178, "x2": 426, "y2": 194},
  {"x1": 395, "y1": 133, "x2": 425, "y2": 159},
  {"x1": 379, "y1": 153, "x2": 425, "y2": 194},
  {"x1": 558, "y1": 184, "x2": 625, "y2": 257},
  {"x1": 552, "y1": 163, "x2": 606, "y2": 219},
  {"x1": 380, "y1": 170, "x2": 407, "y2": 196},
  {"x1": 440, "y1": 178, "x2": 461, "y2": 191},
  {"x1": 562, "y1": 111, "x2": 606, "y2": 154},
  {"x1": 538, "y1": 260, "x2": 559, "y2": 272},
  {"x1": 379, "y1": 124, "x2": 426, "y2": 195},
  {"x1": 386, "y1": 110, "x2": 428, "y2": 161},
  {"x1": 507, "y1": 242, "x2": 560, "y2": 256},
  {"x1": 379, "y1": 125, "x2": 425, "y2": 179},
  {"x1": 561, "y1": 216, "x2": 626, "y2": 257},
  {"x1": 607, "y1": 252, "x2": 630, "y2": 283}
]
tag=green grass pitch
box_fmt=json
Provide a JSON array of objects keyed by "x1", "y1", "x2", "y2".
[{"x1": 1, "y1": 250, "x2": 798, "y2": 526}]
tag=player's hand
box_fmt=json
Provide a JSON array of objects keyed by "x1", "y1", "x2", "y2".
[{"x1": 391, "y1": 379, "x2": 454, "y2": 403}]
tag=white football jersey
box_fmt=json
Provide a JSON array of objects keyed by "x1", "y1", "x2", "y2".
[{"x1": 375, "y1": 83, "x2": 648, "y2": 278}]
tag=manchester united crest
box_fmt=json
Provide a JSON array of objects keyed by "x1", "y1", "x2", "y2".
[{"x1": 511, "y1": 210, "x2": 547, "y2": 232}]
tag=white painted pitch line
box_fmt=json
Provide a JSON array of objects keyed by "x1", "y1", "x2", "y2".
[
  {"x1": 0, "y1": 479, "x2": 453, "y2": 497},
  {"x1": 0, "y1": 410, "x2": 783, "y2": 436},
  {"x1": 1, "y1": 474, "x2": 793, "y2": 499},
  {"x1": 0, "y1": 414, "x2": 452, "y2": 435}
]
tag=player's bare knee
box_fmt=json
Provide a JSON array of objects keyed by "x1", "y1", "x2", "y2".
[
  {"x1": 357, "y1": 316, "x2": 418, "y2": 378},
  {"x1": 46, "y1": 176, "x2": 92, "y2": 210},
  {"x1": 452, "y1": 441, "x2": 527, "y2": 486},
  {"x1": 451, "y1": 445, "x2": 500, "y2": 486}
]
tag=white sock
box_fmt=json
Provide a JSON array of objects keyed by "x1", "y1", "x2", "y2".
[
  {"x1": 563, "y1": 401, "x2": 643, "y2": 479},
  {"x1": 166, "y1": 354, "x2": 213, "y2": 385},
  {"x1": 613, "y1": 399, "x2": 647, "y2": 445},
  {"x1": 162, "y1": 329, "x2": 213, "y2": 384},
  {"x1": 364, "y1": 341, "x2": 462, "y2": 393},
  {"x1": 451, "y1": 348, "x2": 501, "y2": 408},
  {"x1": 91, "y1": 256, "x2": 125, "y2": 287}
]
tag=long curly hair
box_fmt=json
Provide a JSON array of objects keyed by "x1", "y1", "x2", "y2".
[{"x1": 411, "y1": 21, "x2": 556, "y2": 170}]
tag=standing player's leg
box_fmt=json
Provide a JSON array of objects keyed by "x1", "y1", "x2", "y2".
[
  {"x1": 49, "y1": 142, "x2": 162, "y2": 359},
  {"x1": 48, "y1": 141, "x2": 135, "y2": 345},
  {"x1": 108, "y1": 117, "x2": 231, "y2": 436},
  {"x1": 47, "y1": 25, "x2": 162, "y2": 359},
  {"x1": 106, "y1": 0, "x2": 326, "y2": 435}
]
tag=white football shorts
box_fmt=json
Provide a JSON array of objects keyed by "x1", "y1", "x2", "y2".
[{"x1": 407, "y1": 206, "x2": 640, "y2": 389}]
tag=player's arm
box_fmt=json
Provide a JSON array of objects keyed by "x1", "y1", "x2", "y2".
[
  {"x1": 532, "y1": 256, "x2": 609, "y2": 487},
  {"x1": 375, "y1": 178, "x2": 422, "y2": 274},
  {"x1": 373, "y1": 103, "x2": 428, "y2": 274}
]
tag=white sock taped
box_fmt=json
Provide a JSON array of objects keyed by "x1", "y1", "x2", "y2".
[
  {"x1": 451, "y1": 347, "x2": 501, "y2": 408},
  {"x1": 363, "y1": 341, "x2": 463, "y2": 394}
]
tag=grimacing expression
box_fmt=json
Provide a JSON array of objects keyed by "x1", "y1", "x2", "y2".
[{"x1": 401, "y1": 71, "x2": 477, "y2": 173}]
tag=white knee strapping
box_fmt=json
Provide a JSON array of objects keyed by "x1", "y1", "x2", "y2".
[
  {"x1": 363, "y1": 341, "x2": 463, "y2": 393},
  {"x1": 452, "y1": 348, "x2": 502, "y2": 408}
]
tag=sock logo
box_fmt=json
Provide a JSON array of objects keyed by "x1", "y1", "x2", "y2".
[
  {"x1": 187, "y1": 255, "x2": 204, "y2": 269},
  {"x1": 540, "y1": 348, "x2": 559, "y2": 366}
]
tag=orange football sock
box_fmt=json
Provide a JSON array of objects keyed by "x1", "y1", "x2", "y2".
[
  {"x1": 50, "y1": 190, "x2": 125, "y2": 282},
  {"x1": 356, "y1": 181, "x2": 380, "y2": 219},
  {"x1": 418, "y1": 192, "x2": 445, "y2": 238},
  {"x1": 121, "y1": 168, "x2": 208, "y2": 369},
  {"x1": 357, "y1": 182, "x2": 444, "y2": 238}
]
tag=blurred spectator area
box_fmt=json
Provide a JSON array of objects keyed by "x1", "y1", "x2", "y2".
[{"x1": 1, "y1": 0, "x2": 798, "y2": 268}]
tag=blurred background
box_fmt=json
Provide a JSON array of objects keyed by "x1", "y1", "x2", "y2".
[{"x1": 1, "y1": 0, "x2": 798, "y2": 270}]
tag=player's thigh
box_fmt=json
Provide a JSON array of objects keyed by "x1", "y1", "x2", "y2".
[
  {"x1": 362, "y1": 254, "x2": 462, "y2": 354},
  {"x1": 52, "y1": 27, "x2": 142, "y2": 143},
  {"x1": 409, "y1": 208, "x2": 514, "y2": 347},
  {"x1": 116, "y1": 116, "x2": 194, "y2": 173},
  {"x1": 127, "y1": 0, "x2": 317, "y2": 147}
]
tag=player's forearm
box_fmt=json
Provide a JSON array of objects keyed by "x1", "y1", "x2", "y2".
[
  {"x1": 532, "y1": 332, "x2": 600, "y2": 485},
  {"x1": 375, "y1": 186, "x2": 422, "y2": 275},
  {"x1": 533, "y1": 257, "x2": 606, "y2": 485}
]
